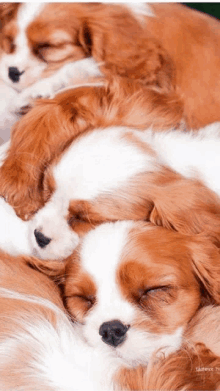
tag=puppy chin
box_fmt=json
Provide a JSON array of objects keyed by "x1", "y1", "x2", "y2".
[
  {"x1": 30, "y1": 198, "x2": 80, "y2": 260},
  {"x1": 83, "y1": 321, "x2": 183, "y2": 367},
  {"x1": 31, "y1": 237, "x2": 80, "y2": 261},
  {"x1": 31, "y1": 232, "x2": 79, "y2": 261},
  {"x1": 115, "y1": 327, "x2": 184, "y2": 367}
]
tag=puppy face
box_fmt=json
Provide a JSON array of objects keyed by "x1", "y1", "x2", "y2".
[
  {"x1": 0, "y1": 3, "x2": 87, "y2": 90},
  {"x1": 0, "y1": 4, "x2": 47, "y2": 90},
  {"x1": 30, "y1": 126, "x2": 158, "y2": 260},
  {"x1": 63, "y1": 221, "x2": 220, "y2": 366},
  {"x1": 0, "y1": 3, "x2": 173, "y2": 93},
  {"x1": 30, "y1": 122, "x2": 220, "y2": 261}
]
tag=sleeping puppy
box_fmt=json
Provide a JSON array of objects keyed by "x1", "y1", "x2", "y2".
[
  {"x1": 0, "y1": 79, "x2": 184, "y2": 219},
  {"x1": 26, "y1": 119, "x2": 220, "y2": 261},
  {"x1": 32, "y1": 221, "x2": 220, "y2": 390},
  {"x1": 0, "y1": 3, "x2": 102, "y2": 132},
  {"x1": 0, "y1": 2, "x2": 171, "y2": 105},
  {"x1": 1, "y1": 223, "x2": 220, "y2": 390},
  {"x1": 1, "y1": 3, "x2": 220, "y2": 130}
]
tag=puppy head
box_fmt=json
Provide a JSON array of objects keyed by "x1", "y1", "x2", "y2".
[
  {"x1": 29, "y1": 124, "x2": 157, "y2": 260},
  {"x1": 0, "y1": 3, "x2": 174, "y2": 91},
  {"x1": 29, "y1": 120, "x2": 220, "y2": 261},
  {"x1": 0, "y1": 3, "x2": 87, "y2": 90},
  {"x1": 1, "y1": 77, "x2": 183, "y2": 221},
  {"x1": 62, "y1": 221, "x2": 220, "y2": 366}
]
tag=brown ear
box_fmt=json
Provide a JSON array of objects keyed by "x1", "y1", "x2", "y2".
[
  {"x1": 78, "y1": 22, "x2": 93, "y2": 56},
  {"x1": 26, "y1": 257, "x2": 66, "y2": 286},
  {"x1": 149, "y1": 177, "x2": 220, "y2": 247},
  {"x1": 189, "y1": 236, "x2": 220, "y2": 304},
  {"x1": 78, "y1": 5, "x2": 175, "y2": 92},
  {"x1": 0, "y1": 3, "x2": 20, "y2": 27}
]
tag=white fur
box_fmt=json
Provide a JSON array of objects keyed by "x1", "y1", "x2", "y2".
[
  {"x1": 0, "y1": 287, "x2": 119, "y2": 391},
  {"x1": 0, "y1": 197, "x2": 32, "y2": 256},
  {"x1": 30, "y1": 197, "x2": 79, "y2": 261},
  {"x1": 140, "y1": 122, "x2": 220, "y2": 196},
  {"x1": 126, "y1": 3, "x2": 154, "y2": 21},
  {"x1": 0, "y1": 4, "x2": 46, "y2": 91},
  {"x1": 0, "y1": 81, "x2": 20, "y2": 138},
  {"x1": 0, "y1": 142, "x2": 33, "y2": 256},
  {"x1": 54, "y1": 126, "x2": 155, "y2": 201},
  {"x1": 0, "y1": 140, "x2": 10, "y2": 165},
  {"x1": 32, "y1": 126, "x2": 156, "y2": 259},
  {"x1": 78, "y1": 221, "x2": 183, "y2": 366},
  {"x1": 82, "y1": 221, "x2": 135, "y2": 349},
  {"x1": 17, "y1": 58, "x2": 102, "y2": 108},
  {"x1": 0, "y1": 3, "x2": 102, "y2": 128},
  {"x1": 32, "y1": 122, "x2": 220, "y2": 260}
]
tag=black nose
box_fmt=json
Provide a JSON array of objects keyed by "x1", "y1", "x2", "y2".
[
  {"x1": 99, "y1": 320, "x2": 129, "y2": 347},
  {"x1": 8, "y1": 67, "x2": 24, "y2": 83},
  {"x1": 34, "y1": 229, "x2": 51, "y2": 248}
]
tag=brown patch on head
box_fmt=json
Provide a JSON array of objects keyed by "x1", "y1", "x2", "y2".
[
  {"x1": 26, "y1": 3, "x2": 176, "y2": 91},
  {"x1": 149, "y1": 177, "x2": 220, "y2": 247},
  {"x1": 0, "y1": 3, "x2": 20, "y2": 27},
  {"x1": 0, "y1": 20, "x2": 17, "y2": 54},
  {"x1": 64, "y1": 251, "x2": 97, "y2": 323},
  {"x1": 67, "y1": 200, "x2": 100, "y2": 237},
  {"x1": 117, "y1": 224, "x2": 201, "y2": 334},
  {"x1": 27, "y1": 3, "x2": 87, "y2": 75},
  {"x1": 42, "y1": 166, "x2": 56, "y2": 203},
  {"x1": 0, "y1": 3, "x2": 20, "y2": 55}
]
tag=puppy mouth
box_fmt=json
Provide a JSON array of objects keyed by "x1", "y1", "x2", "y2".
[{"x1": 32, "y1": 247, "x2": 42, "y2": 258}]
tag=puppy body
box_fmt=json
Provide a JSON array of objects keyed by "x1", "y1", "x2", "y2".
[
  {"x1": 0, "y1": 80, "x2": 185, "y2": 219},
  {"x1": 1, "y1": 3, "x2": 220, "y2": 130},
  {"x1": 30, "y1": 121, "x2": 220, "y2": 260},
  {"x1": 1, "y1": 222, "x2": 220, "y2": 390},
  {"x1": 61, "y1": 221, "x2": 220, "y2": 389}
]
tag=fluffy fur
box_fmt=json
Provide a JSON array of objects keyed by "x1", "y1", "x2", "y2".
[
  {"x1": 32, "y1": 221, "x2": 220, "y2": 390},
  {"x1": 0, "y1": 142, "x2": 34, "y2": 256},
  {"x1": 1, "y1": 2, "x2": 220, "y2": 132},
  {"x1": 0, "y1": 251, "x2": 121, "y2": 391},
  {"x1": 0, "y1": 224, "x2": 220, "y2": 390},
  {"x1": 1, "y1": 3, "x2": 220, "y2": 133},
  {"x1": 0, "y1": 79, "x2": 184, "y2": 219},
  {"x1": 18, "y1": 115, "x2": 220, "y2": 261}
]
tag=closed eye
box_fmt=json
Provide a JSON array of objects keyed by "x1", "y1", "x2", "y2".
[
  {"x1": 65, "y1": 294, "x2": 96, "y2": 309},
  {"x1": 143, "y1": 285, "x2": 172, "y2": 295},
  {"x1": 34, "y1": 43, "x2": 52, "y2": 60},
  {"x1": 68, "y1": 213, "x2": 84, "y2": 227},
  {"x1": 139, "y1": 285, "x2": 176, "y2": 306}
]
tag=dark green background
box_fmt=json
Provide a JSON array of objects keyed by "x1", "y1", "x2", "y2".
[{"x1": 184, "y1": 3, "x2": 220, "y2": 20}]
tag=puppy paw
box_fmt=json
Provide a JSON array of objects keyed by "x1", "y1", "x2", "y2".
[{"x1": 16, "y1": 80, "x2": 55, "y2": 111}]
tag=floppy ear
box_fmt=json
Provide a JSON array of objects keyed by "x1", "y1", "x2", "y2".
[
  {"x1": 25, "y1": 257, "x2": 66, "y2": 286},
  {"x1": 78, "y1": 6, "x2": 175, "y2": 92},
  {"x1": 0, "y1": 3, "x2": 20, "y2": 27},
  {"x1": 149, "y1": 177, "x2": 220, "y2": 247},
  {"x1": 188, "y1": 236, "x2": 220, "y2": 304},
  {"x1": 0, "y1": 90, "x2": 98, "y2": 219}
]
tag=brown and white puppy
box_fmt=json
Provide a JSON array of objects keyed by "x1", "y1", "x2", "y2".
[
  {"x1": 24, "y1": 117, "x2": 220, "y2": 261},
  {"x1": 60, "y1": 221, "x2": 220, "y2": 390},
  {"x1": 1, "y1": 224, "x2": 220, "y2": 391},
  {"x1": 62, "y1": 221, "x2": 220, "y2": 356},
  {"x1": 1, "y1": 3, "x2": 220, "y2": 129},
  {"x1": 0, "y1": 79, "x2": 184, "y2": 219},
  {"x1": 0, "y1": 3, "x2": 170, "y2": 99}
]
